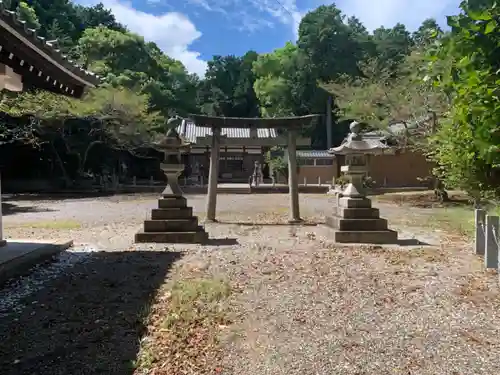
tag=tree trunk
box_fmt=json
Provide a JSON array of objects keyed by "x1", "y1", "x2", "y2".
[
  {"x1": 433, "y1": 177, "x2": 449, "y2": 202},
  {"x1": 50, "y1": 140, "x2": 72, "y2": 187},
  {"x1": 80, "y1": 140, "x2": 105, "y2": 175}
]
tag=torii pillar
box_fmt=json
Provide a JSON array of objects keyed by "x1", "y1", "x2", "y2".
[
  {"x1": 206, "y1": 126, "x2": 221, "y2": 222},
  {"x1": 287, "y1": 129, "x2": 301, "y2": 223}
]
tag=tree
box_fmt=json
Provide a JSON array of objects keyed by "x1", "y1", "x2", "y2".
[
  {"x1": 75, "y1": 26, "x2": 198, "y2": 117},
  {"x1": 252, "y1": 43, "x2": 298, "y2": 117},
  {"x1": 0, "y1": 86, "x2": 162, "y2": 182},
  {"x1": 427, "y1": 0, "x2": 500, "y2": 199},
  {"x1": 323, "y1": 50, "x2": 451, "y2": 199},
  {"x1": 16, "y1": 1, "x2": 41, "y2": 30},
  {"x1": 196, "y1": 52, "x2": 260, "y2": 117},
  {"x1": 413, "y1": 18, "x2": 443, "y2": 46},
  {"x1": 232, "y1": 51, "x2": 260, "y2": 118},
  {"x1": 347, "y1": 16, "x2": 376, "y2": 60},
  {"x1": 298, "y1": 4, "x2": 364, "y2": 81},
  {"x1": 74, "y1": 3, "x2": 126, "y2": 33},
  {"x1": 323, "y1": 52, "x2": 448, "y2": 132},
  {"x1": 372, "y1": 23, "x2": 413, "y2": 72}
]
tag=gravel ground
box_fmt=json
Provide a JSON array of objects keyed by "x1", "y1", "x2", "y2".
[{"x1": 1, "y1": 193, "x2": 498, "y2": 374}]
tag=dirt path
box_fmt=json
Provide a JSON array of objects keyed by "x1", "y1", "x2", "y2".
[{"x1": 1, "y1": 194, "x2": 498, "y2": 374}]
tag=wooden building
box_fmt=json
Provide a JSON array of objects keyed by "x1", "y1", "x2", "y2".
[
  {"x1": 0, "y1": 4, "x2": 101, "y2": 246},
  {"x1": 176, "y1": 119, "x2": 310, "y2": 182},
  {"x1": 0, "y1": 2, "x2": 100, "y2": 96},
  {"x1": 295, "y1": 150, "x2": 335, "y2": 185},
  {"x1": 325, "y1": 123, "x2": 432, "y2": 188}
]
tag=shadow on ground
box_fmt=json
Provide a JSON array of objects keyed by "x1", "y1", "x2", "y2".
[
  {"x1": 2, "y1": 192, "x2": 127, "y2": 202},
  {"x1": 3, "y1": 191, "x2": 117, "y2": 200},
  {"x1": 1, "y1": 202, "x2": 56, "y2": 216},
  {"x1": 0, "y1": 250, "x2": 182, "y2": 375},
  {"x1": 204, "y1": 238, "x2": 239, "y2": 246},
  {"x1": 215, "y1": 221, "x2": 319, "y2": 227},
  {"x1": 397, "y1": 239, "x2": 432, "y2": 246}
]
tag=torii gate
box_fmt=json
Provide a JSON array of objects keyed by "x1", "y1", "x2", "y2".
[{"x1": 189, "y1": 114, "x2": 321, "y2": 223}]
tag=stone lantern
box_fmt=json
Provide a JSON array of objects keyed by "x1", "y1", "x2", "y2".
[
  {"x1": 326, "y1": 121, "x2": 398, "y2": 244},
  {"x1": 153, "y1": 126, "x2": 190, "y2": 196},
  {"x1": 135, "y1": 117, "x2": 208, "y2": 244}
]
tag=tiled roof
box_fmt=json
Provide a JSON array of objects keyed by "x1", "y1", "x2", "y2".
[
  {"x1": 177, "y1": 120, "x2": 278, "y2": 143},
  {"x1": 0, "y1": 1, "x2": 100, "y2": 86},
  {"x1": 296, "y1": 150, "x2": 332, "y2": 158},
  {"x1": 329, "y1": 138, "x2": 391, "y2": 155}
]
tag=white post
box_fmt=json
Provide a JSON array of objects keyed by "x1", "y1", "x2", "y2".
[
  {"x1": 475, "y1": 209, "x2": 486, "y2": 255},
  {"x1": 485, "y1": 215, "x2": 499, "y2": 269},
  {"x1": 318, "y1": 176, "x2": 322, "y2": 186},
  {"x1": 0, "y1": 173, "x2": 5, "y2": 246},
  {"x1": 303, "y1": 177, "x2": 307, "y2": 186}
]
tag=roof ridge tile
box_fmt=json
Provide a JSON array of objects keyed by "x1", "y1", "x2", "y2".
[{"x1": 0, "y1": 1, "x2": 101, "y2": 86}]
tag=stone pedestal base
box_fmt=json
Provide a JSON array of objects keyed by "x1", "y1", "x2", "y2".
[
  {"x1": 135, "y1": 195, "x2": 208, "y2": 244},
  {"x1": 326, "y1": 197, "x2": 398, "y2": 244}
]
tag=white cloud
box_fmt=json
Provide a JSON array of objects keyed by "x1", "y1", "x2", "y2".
[
  {"x1": 185, "y1": 0, "x2": 302, "y2": 35},
  {"x1": 249, "y1": 0, "x2": 303, "y2": 37},
  {"x1": 77, "y1": 0, "x2": 207, "y2": 76},
  {"x1": 184, "y1": 0, "x2": 459, "y2": 36},
  {"x1": 335, "y1": 0, "x2": 460, "y2": 31}
]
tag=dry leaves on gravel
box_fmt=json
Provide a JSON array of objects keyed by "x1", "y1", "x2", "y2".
[{"x1": 134, "y1": 277, "x2": 232, "y2": 375}]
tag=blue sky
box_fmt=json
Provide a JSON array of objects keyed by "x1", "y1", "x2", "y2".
[{"x1": 75, "y1": 0, "x2": 461, "y2": 76}]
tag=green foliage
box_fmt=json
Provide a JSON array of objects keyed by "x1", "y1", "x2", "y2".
[
  {"x1": 0, "y1": 90, "x2": 74, "y2": 119},
  {"x1": 323, "y1": 52, "x2": 446, "y2": 128},
  {"x1": 428, "y1": 0, "x2": 500, "y2": 198},
  {"x1": 4, "y1": 0, "x2": 499, "y2": 202},
  {"x1": 413, "y1": 18, "x2": 444, "y2": 46},
  {"x1": 0, "y1": 87, "x2": 160, "y2": 145},
  {"x1": 298, "y1": 5, "x2": 363, "y2": 81},
  {"x1": 371, "y1": 23, "x2": 413, "y2": 71},
  {"x1": 197, "y1": 52, "x2": 260, "y2": 117},
  {"x1": 252, "y1": 42, "x2": 327, "y2": 123},
  {"x1": 265, "y1": 146, "x2": 288, "y2": 179},
  {"x1": 16, "y1": 1, "x2": 41, "y2": 30},
  {"x1": 75, "y1": 26, "x2": 198, "y2": 118}
]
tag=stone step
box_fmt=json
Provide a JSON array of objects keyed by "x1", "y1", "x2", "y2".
[
  {"x1": 143, "y1": 218, "x2": 199, "y2": 232},
  {"x1": 333, "y1": 230, "x2": 398, "y2": 244},
  {"x1": 135, "y1": 229, "x2": 208, "y2": 244},
  {"x1": 326, "y1": 217, "x2": 388, "y2": 231},
  {"x1": 158, "y1": 197, "x2": 187, "y2": 208},
  {"x1": 332, "y1": 207, "x2": 380, "y2": 219},
  {"x1": 338, "y1": 197, "x2": 372, "y2": 208},
  {"x1": 151, "y1": 207, "x2": 193, "y2": 220}
]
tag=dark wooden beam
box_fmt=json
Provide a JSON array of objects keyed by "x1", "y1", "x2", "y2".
[
  {"x1": 0, "y1": 46, "x2": 83, "y2": 97},
  {"x1": 189, "y1": 114, "x2": 322, "y2": 129},
  {"x1": 0, "y1": 35, "x2": 85, "y2": 96}
]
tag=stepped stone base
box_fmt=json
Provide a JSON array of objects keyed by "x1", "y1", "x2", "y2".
[
  {"x1": 333, "y1": 229, "x2": 398, "y2": 244},
  {"x1": 135, "y1": 230, "x2": 208, "y2": 244},
  {"x1": 135, "y1": 195, "x2": 208, "y2": 244},
  {"x1": 326, "y1": 196, "x2": 398, "y2": 244}
]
